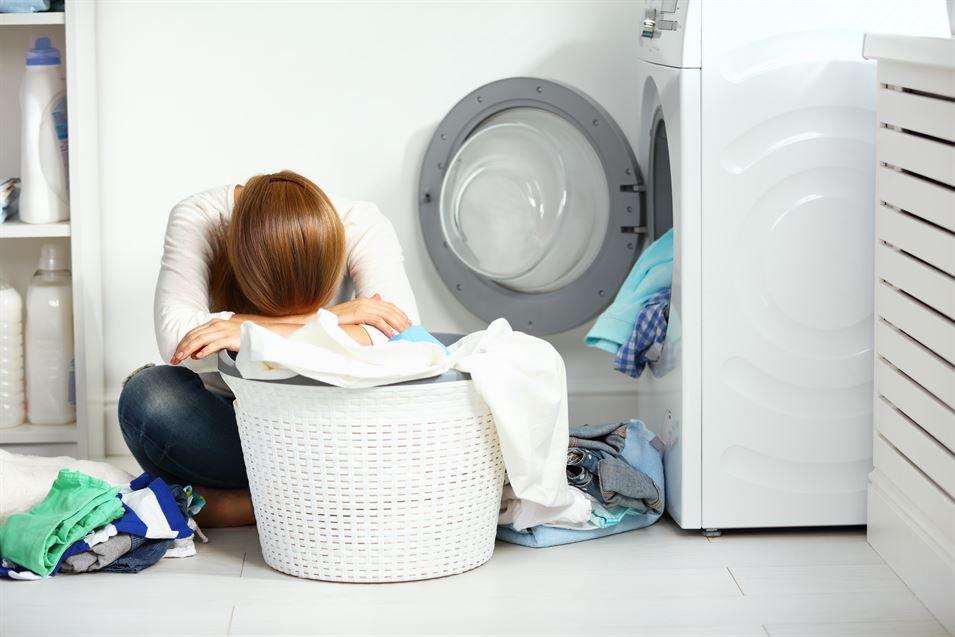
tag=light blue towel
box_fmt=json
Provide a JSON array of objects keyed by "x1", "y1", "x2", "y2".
[
  {"x1": 0, "y1": 0, "x2": 50, "y2": 12},
  {"x1": 389, "y1": 325, "x2": 449, "y2": 354},
  {"x1": 585, "y1": 229, "x2": 674, "y2": 355},
  {"x1": 496, "y1": 419, "x2": 665, "y2": 548}
]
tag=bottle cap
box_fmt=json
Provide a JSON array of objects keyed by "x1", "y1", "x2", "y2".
[
  {"x1": 0, "y1": 278, "x2": 23, "y2": 324},
  {"x1": 37, "y1": 244, "x2": 69, "y2": 272},
  {"x1": 26, "y1": 37, "x2": 61, "y2": 67}
]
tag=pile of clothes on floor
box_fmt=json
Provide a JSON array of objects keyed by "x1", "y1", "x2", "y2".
[
  {"x1": 497, "y1": 418, "x2": 665, "y2": 547},
  {"x1": 586, "y1": 228, "x2": 676, "y2": 379},
  {"x1": 0, "y1": 449, "x2": 205, "y2": 580}
]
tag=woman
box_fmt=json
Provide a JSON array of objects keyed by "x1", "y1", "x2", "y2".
[{"x1": 118, "y1": 171, "x2": 418, "y2": 527}]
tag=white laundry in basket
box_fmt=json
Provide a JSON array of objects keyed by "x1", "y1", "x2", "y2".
[
  {"x1": 235, "y1": 310, "x2": 579, "y2": 512},
  {"x1": 236, "y1": 309, "x2": 450, "y2": 386}
]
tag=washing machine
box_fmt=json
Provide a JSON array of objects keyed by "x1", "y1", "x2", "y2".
[
  {"x1": 632, "y1": 0, "x2": 949, "y2": 532},
  {"x1": 418, "y1": 0, "x2": 949, "y2": 532}
]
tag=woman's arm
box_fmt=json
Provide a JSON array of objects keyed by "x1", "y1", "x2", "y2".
[
  {"x1": 340, "y1": 201, "x2": 421, "y2": 345},
  {"x1": 154, "y1": 195, "x2": 235, "y2": 369},
  {"x1": 173, "y1": 312, "x2": 375, "y2": 362}
]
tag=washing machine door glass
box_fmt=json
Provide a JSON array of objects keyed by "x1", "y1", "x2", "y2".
[{"x1": 438, "y1": 107, "x2": 610, "y2": 294}]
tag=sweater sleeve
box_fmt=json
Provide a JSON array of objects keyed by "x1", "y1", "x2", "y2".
[
  {"x1": 343, "y1": 201, "x2": 421, "y2": 343},
  {"x1": 153, "y1": 195, "x2": 234, "y2": 372}
]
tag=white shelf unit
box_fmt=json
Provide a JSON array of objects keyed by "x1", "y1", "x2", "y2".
[
  {"x1": 0, "y1": 215, "x2": 70, "y2": 238},
  {"x1": 0, "y1": 2, "x2": 104, "y2": 459},
  {"x1": 0, "y1": 422, "x2": 77, "y2": 444},
  {"x1": 864, "y1": 34, "x2": 955, "y2": 636},
  {"x1": 0, "y1": 12, "x2": 64, "y2": 26}
]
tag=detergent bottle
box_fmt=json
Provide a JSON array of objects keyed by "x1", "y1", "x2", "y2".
[
  {"x1": 25, "y1": 244, "x2": 75, "y2": 425},
  {"x1": 19, "y1": 37, "x2": 69, "y2": 224}
]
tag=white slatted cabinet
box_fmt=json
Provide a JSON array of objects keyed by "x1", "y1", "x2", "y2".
[{"x1": 864, "y1": 33, "x2": 955, "y2": 636}]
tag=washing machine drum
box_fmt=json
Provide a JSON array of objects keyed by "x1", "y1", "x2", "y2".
[{"x1": 419, "y1": 78, "x2": 647, "y2": 335}]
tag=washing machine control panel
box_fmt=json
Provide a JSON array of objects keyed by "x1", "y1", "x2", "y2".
[
  {"x1": 637, "y1": 0, "x2": 700, "y2": 68},
  {"x1": 641, "y1": 1, "x2": 680, "y2": 39}
]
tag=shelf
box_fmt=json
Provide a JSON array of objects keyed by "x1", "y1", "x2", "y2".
[
  {"x1": 0, "y1": 422, "x2": 77, "y2": 444},
  {"x1": 0, "y1": 12, "x2": 64, "y2": 26},
  {"x1": 0, "y1": 216, "x2": 70, "y2": 238}
]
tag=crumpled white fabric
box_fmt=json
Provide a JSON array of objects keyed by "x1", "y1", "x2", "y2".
[
  {"x1": 165, "y1": 518, "x2": 207, "y2": 559},
  {"x1": 82, "y1": 523, "x2": 119, "y2": 548},
  {"x1": 498, "y1": 484, "x2": 594, "y2": 532},
  {"x1": 236, "y1": 309, "x2": 450, "y2": 387},
  {"x1": 0, "y1": 449, "x2": 133, "y2": 526},
  {"x1": 234, "y1": 310, "x2": 577, "y2": 512}
]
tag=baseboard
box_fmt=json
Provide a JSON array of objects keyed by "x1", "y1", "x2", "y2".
[{"x1": 868, "y1": 473, "x2": 955, "y2": 634}]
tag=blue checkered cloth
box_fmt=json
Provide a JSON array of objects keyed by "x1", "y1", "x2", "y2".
[{"x1": 614, "y1": 288, "x2": 671, "y2": 378}]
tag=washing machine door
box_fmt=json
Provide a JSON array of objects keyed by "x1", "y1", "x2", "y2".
[
  {"x1": 647, "y1": 107, "x2": 674, "y2": 242},
  {"x1": 419, "y1": 78, "x2": 648, "y2": 335}
]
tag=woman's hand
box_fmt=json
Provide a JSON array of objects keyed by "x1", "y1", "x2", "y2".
[
  {"x1": 327, "y1": 294, "x2": 411, "y2": 338},
  {"x1": 171, "y1": 318, "x2": 241, "y2": 364},
  {"x1": 171, "y1": 316, "x2": 303, "y2": 364}
]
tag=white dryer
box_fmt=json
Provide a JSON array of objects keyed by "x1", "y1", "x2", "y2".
[{"x1": 633, "y1": 0, "x2": 950, "y2": 532}]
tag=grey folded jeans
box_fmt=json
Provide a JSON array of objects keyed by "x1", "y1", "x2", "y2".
[{"x1": 566, "y1": 422, "x2": 662, "y2": 513}]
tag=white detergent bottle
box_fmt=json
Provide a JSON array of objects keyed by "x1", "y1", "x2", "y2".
[
  {"x1": 19, "y1": 37, "x2": 69, "y2": 224},
  {"x1": 26, "y1": 244, "x2": 74, "y2": 425},
  {"x1": 0, "y1": 278, "x2": 25, "y2": 429}
]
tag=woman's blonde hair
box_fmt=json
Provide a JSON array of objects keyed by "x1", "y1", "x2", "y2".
[{"x1": 209, "y1": 171, "x2": 345, "y2": 316}]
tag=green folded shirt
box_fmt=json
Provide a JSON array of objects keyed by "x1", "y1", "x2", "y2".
[{"x1": 0, "y1": 469, "x2": 125, "y2": 576}]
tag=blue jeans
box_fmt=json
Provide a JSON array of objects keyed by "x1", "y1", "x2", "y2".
[
  {"x1": 117, "y1": 365, "x2": 248, "y2": 489},
  {"x1": 565, "y1": 421, "x2": 662, "y2": 513}
]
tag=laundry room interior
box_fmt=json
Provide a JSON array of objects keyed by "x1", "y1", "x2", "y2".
[{"x1": 0, "y1": 1, "x2": 953, "y2": 635}]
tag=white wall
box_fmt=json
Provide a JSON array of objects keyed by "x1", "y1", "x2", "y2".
[{"x1": 94, "y1": 0, "x2": 643, "y2": 453}]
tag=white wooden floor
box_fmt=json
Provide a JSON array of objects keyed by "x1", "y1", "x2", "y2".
[{"x1": 0, "y1": 515, "x2": 948, "y2": 637}]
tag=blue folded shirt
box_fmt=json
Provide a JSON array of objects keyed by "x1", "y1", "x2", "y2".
[
  {"x1": 585, "y1": 229, "x2": 673, "y2": 355},
  {"x1": 389, "y1": 325, "x2": 449, "y2": 354}
]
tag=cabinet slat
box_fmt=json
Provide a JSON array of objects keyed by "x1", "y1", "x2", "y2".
[
  {"x1": 876, "y1": 320, "x2": 955, "y2": 411},
  {"x1": 878, "y1": 167, "x2": 955, "y2": 233},
  {"x1": 878, "y1": 88, "x2": 955, "y2": 143},
  {"x1": 877, "y1": 359, "x2": 955, "y2": 454},
  {"x1": 878, "y1": 60, "x2": 955, "y2": 100},
  {"x1": 877, "y1": 205, "x2": 955, "y2": 277},
  {"x1": 878, "y1": 127, "x2": 955, "y2": 188},
  {"x1": 877, "y1": 282, "x2": 955, "y2": 365},
  {"x1": 877, "y1": 243, "x2": 955, "y2": 320},
  {"x1": 876, "y1": 397, "x2": 955, "y2": 496}
]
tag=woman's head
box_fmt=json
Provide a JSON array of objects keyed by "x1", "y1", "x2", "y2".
[{"x1": 210, "y1": 171, "x2": 345, "y2": 316}]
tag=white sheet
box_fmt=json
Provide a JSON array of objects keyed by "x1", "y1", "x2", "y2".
[
  {"x1": 498, "y1": 484, "x2": 594, "y2": 532},
  {"x1": 236, "y1": 309, "x2": 450, "y2": 387},
  {"x1": 0, "y1": 449, "x2": 133, "y2": 526},
  {"x1": 235, "y1": 310, "x2": 576, "y2": 511}
]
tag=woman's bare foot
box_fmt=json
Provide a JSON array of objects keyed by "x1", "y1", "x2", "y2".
[{"x1": 194, "y1": 487, "x2": 256, "y2": 527}]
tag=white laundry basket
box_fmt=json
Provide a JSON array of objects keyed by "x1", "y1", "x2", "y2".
[{"x1": 218, "y1": 347, "x2": 505, "y2": 582}]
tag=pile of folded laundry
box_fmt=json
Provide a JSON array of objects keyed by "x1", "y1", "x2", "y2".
[
  {"x1": 497, "y1": 418, "x2": 666, "y2": 548},
  {"x1": 0, "y1": 450, "x2": 205, "y2": 580}
]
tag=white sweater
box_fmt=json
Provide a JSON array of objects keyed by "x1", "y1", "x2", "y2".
[{"x1": 154, "y1": 184, "x2": 420, "y2": 382}]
